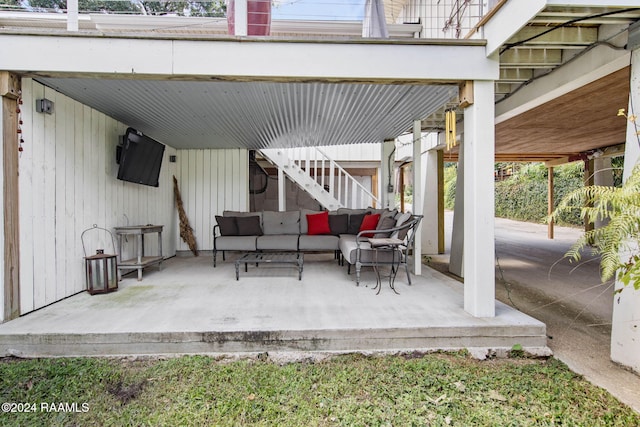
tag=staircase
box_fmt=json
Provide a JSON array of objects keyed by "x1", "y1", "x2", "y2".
[{"x1": 260, "y1": 147, "x2": 380, "y2": 210}]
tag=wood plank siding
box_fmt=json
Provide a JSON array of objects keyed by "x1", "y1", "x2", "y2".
[
  {"x1": 175, "y1": 149, "x2": 248, "y2": 253},
  {"x1": 18, "y1": 79, "x2": 180, "y2": 315},
  {"x1": 1, "y1": 72, "x2": 21, "y2": 322}
]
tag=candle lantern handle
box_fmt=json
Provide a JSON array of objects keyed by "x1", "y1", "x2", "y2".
[{"x1": 81, "y1": 224, "x2": 117, "y2": 257}]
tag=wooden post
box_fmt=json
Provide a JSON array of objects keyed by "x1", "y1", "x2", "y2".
[
  {"x1": 1, "y1": 71, "x2": 20, "y2": 322},
  {"x1": 412, "y1": 120, "x2": 422, "y2": 276},
  {"x1": 437, "y1": 149, "x2": 445, "y2": 254},
  {"x1": 584, "y1": 159, "x2": 595, "y2": 236},
  {"x1": 278, "y1": 167, "x2": 285, "y2": 212},
  {"x1": 398, "y1": 165, "x2": 405, "y2": 213},
  {"x1": 547, "y1": 166, "x2": 554, "y2": 239},
  {"x1": 371, "y1": 169, "x2": 378, "y2": 209}
]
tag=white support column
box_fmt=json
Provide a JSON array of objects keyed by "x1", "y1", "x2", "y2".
[
  {"x1": 412, "y1": 120, "x2": 422, "y2": 276},
  {"x1": 381, "y1": 139, "x2": 395, "y2": 209},
  {"x1": 421, "y1": 148, "x2": 439, "y2": 254},
  {"x1": 67, "y1": 0, "x2": 78, "y2": 32},
  {"x1": 449, "y1": 135, "x2": 464, "y2": 278},
  {"x1": 463, "y1": 80, "x2": 495, "y2": 317},
  {"x1": 234, "y1": 0, "x2": 248, "y2": 36},
  {"x1": 278, "y1": 167, "x2": 285, "y2": 212},
  {"x1": 611, "y1": 40, "x2": 640, "y2": 374}
]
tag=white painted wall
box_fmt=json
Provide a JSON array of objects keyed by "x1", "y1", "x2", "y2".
[
  {"x1": 18, "y1": 79, "x2": 178, "y2": 315},
  {"x1": 175, "y1": 149, "x2": 249, "y2": 252},
  {"x1": 317, "y1": 143, "x2": 380, "y2": 162}
]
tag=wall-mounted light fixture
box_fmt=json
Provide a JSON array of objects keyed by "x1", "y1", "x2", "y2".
[{"x1": 35, "y1": 98, "x2": 54, "y2": 114}]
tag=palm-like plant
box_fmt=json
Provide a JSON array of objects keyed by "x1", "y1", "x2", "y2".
[
  {"x1": 550, "y1": 163, "x2": 640, "y2": 290},
  {"x1": 551, "y1": 107, "x2": 640, "y2": 291}
]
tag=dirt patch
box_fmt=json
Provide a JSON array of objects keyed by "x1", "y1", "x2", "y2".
[{"x1": 107, "y1": 379, "x2": 147, "y2": 405}]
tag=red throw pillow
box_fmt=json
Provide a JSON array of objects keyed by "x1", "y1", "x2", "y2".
[
  {"x1": 307, "y1": 211, "x2": 331, "y2": 235},
  {"x1": 359, "y1": 213, "x2": 380, "y2": 238}
]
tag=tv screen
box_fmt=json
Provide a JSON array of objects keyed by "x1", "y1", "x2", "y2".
[{"x1": 117, "y1": 128, "x2": 165, "y2": 187}]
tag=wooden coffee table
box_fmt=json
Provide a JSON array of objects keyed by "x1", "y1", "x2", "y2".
[{"x1": 235, "y1": 252, "x2": 304, "y2": 280}]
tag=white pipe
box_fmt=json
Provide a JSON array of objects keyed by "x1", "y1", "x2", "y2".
[
  {"x1": 235, "y1": 0, "x2": 248, "y2": 36},
  {"x1": 67, "y1": 0, "x2": 78, "y2": 32}
]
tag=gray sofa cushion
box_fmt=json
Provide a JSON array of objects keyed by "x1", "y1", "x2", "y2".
[
  {"x1": 347, "y1": 213, "x2": 366, "y2": 235},
  {"x1": 328, "y1": 214, "x2": 348, "y2": 235},
  {"x1": 215, "y1": 236, "x2": 257, "y2": 251},
  {"x1": 224, "y1": 210, "x2": 263, "y2": 223},
  {"x1": 374, "y1": 216, "x2": 396, "y2": 238},
  {"x1": 299, "y1": 235, "x2": 339, "y2": 251},
  {"x1": 256, "y1": 235, "x2": 299, "y2": 251},
  {"x1": 300, "y1": 209, "x2": 324, "y2": 234},
  {"x1": 391, "y1": 212, "x2": 412, "y2": 239},
  {"x1": 215, "y1": 215, "x2": 238, "y2": 236},
  {"x1": 236, "y1": 216, "x2": 263, "y2": 236},
  {"x1": 339, "y1": 235, "x2": 398, "y2": 264},
  {"x1": 262, "y1": 211, "x2": 300, "y2": 235},
  {"x1": 337, "y1": 208, "x2": 369, "y2": 216}
]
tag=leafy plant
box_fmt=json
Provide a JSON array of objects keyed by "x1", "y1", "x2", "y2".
[
  {"x1": 550, "y1": 163, "x2": 640, "y2": 288},
  {"x1": 550, "y1": 109, "x2": 640, "y2": 290}
]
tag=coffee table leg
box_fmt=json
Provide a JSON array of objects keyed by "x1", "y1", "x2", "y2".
[
  {"x1": 235, "y1": 262, "x2": 239, "y2": 281},
  {"x1": 298, "y1": 255, "x2": 303, "y2": 280}
]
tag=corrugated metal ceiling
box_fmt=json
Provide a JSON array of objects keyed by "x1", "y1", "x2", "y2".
[{"x1": 36, "y1": 77, "x2": 457, "y2": 149}]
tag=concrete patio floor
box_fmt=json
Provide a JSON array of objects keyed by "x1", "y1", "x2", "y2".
[{"x1": 0, "y1": 253, "x2": 548, "y2": 358}]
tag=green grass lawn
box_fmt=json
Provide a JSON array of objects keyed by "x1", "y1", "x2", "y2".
[{"x1": 1, "y1": 352, "x2": 638, "y2": 426}]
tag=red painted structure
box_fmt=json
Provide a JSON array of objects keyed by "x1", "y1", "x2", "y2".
[{"x1": 227, "y1": 0, "x2": 272, "y2": 36}]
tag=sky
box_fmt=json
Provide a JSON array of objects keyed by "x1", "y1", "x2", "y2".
[{"x1": 271, "y1": 0, "x2": 366, "y2": 21}]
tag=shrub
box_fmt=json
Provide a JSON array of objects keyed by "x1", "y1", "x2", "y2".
[{"x1": 443, "y1": 161, "x2": 590, "y2": 226}]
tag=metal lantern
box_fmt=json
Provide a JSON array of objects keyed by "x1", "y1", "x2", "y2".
[{"x1": 82, "y1": 225, "x2": 119, "y2": 295}]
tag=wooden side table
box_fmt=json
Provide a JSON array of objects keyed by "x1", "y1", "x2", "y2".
[{"x1": 114, "y1": 225, "x2": 163, "y2": 281}]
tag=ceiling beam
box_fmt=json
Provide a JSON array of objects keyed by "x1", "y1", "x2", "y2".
[
  {"x1": 0, "y1": 33, "x2": 497, "y2": 83},
  {"x1": 483, "y1": 0, "x2": 547, "y2": 55},
  {"x1": 500, "y1": 48, "x2": 564, "y2": 68},
  {"x1": 506, "y1": 25, "x2": 598, "y2": 46},
  {"x1": 496, "y1": 44, "x2": 630, "y2": 123}
]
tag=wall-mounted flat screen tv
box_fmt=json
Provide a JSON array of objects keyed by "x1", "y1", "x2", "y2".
[{"x1": 117, "y1": 128, "x2": 165, "y2": 187}]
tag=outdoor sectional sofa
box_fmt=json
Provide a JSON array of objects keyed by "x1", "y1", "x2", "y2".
[{"x1": 213, "y1": 208, "x2": 422, "y2": 285}]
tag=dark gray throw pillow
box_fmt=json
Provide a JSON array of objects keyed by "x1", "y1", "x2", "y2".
[
  {"x1": 236, "y1": 215, "x2": 263, "y2": 236},
  {"x1": 373, "y1": 216, "x2": 397, "y2": 238},
  {"x1": 216, "y1": 215, "x2": 238, "y2": 236},
  {"x1": 347, "y1": 213, "x2": 366, "y2": 235},
  {"x1": 328, "y1": 214, "x2": 348, "y2": 235}
]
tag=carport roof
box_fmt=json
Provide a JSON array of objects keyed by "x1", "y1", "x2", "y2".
[
  {"x1": 35, "y1": 77, "x2": 458, "y2": 150},
  {"x1": 0, "y1": 16, "x2": 493, "y2": 150}
]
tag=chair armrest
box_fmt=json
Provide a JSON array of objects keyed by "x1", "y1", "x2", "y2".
[
  {"x1": 355, "y1": 215, "x2": 422, "y2": 246},
  {"x1": 213, "y1": 224, "x2": 220, "y2": 238}
]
